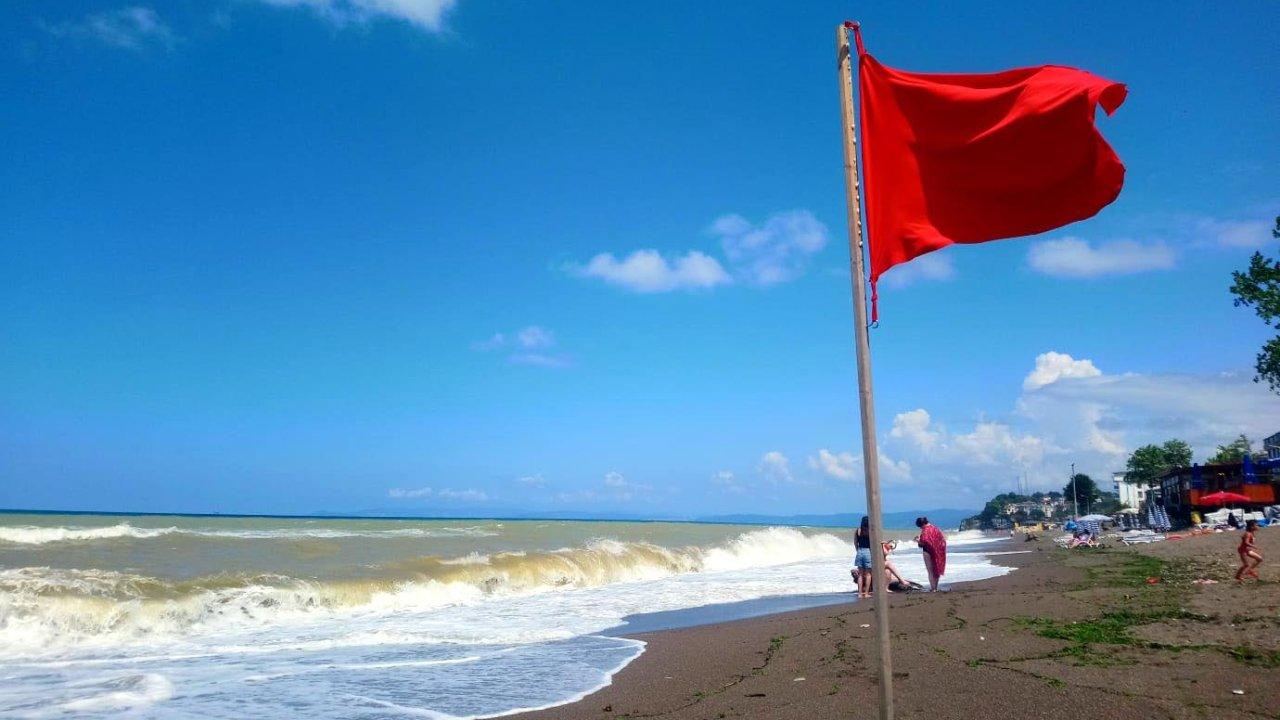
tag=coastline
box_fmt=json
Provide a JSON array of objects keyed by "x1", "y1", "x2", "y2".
[{"x1": 511, "y1": 532, "x2": 1279, "y2": 720}]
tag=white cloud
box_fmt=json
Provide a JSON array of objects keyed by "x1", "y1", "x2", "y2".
[
  {"x1": 437, "y1": 488, "x2": 488, "y2": 502},
  {"x1": 889, "y1": 409, "x2": 939, "y2": 452},
  {"x1": 951, "y1": 422, "x2": 1046, "y2": 468},
  {"x1": 577, "y1": 250, "x2": 731, "y2": 293},
  {"x1": 758, "y1": 451, "x2": 793, "y2": 483},
  {"x1": 388, "y1": 486, "x2": 488, "y2": 501},
  {"x1": 1027, "y1": 237, "x2": 1176, "y2": 278},
  {"x1": 474, "y1": 326, "x2": 570, "y2": 368},
  {"x1": 388, "y1": 486, "x2": 432, "y2": 498},
  {"x1": 255, "y1": 0, "x2": 457, "y2": 32},
  {"x1": 516, "y1": 326, "x2": 554, "y2": 349},
  {"x1": 806, "y1": 447, "x2": 913, "y2": 486},
  {"x1": 1197, "y1": 218, "x2": 1273, "y2": 249},
  {"x1": 603, "y1": 471, "x2": 627, "y2": 488},
  {"x1": 515, "y1": 474, "x2": 546, "y2": 488},
  {"x1": 712, "y1": 210, "x2": 830, "y2": 285},
  {"x1": 42, "y1": 6, "x2": 176, "y2": 51},
  {"x1": 809, "y1": 449, "x2": 856, "y2": 480},
  {"x1": 882, "y1": 351, "x2": 1280, "y2": 500},
  {"x1": 1023, "y1": 351, "x2": 1102, "y2": 390},
  {"x1": 573, "y1": 209, "x2": 829, "y2": 294},
  {"x1": 709, "y1": 469, "x2": 742, "y2": 493},
  {"x1": 879, "y1": 251, "x2": 956, "y2": 288}
]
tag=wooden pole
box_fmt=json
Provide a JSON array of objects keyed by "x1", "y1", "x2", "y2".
[{"x1": 836, "y1": 23, "x2": 894, "y2": 720}]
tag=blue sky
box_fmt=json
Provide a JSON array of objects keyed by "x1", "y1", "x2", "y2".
[{"x1": 2, "y1": 1, "x2": 1278, "y2": 517}]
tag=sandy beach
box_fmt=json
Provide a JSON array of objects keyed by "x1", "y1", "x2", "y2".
[{"x1": 514, "y1": 531, "x2": 1280, "y2": 720}]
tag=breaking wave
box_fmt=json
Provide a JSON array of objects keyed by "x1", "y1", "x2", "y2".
[{"x1": 0, "y1": 527, "x2": 851, "y2": 651}]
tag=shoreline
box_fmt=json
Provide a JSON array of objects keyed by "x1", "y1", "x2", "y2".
[
  {"x1": 511, "y1": 532, "x2": 1279, "y2": 720},
  {"x1": 506, "y1": 537, "x2": 1025, "y2": 720}
]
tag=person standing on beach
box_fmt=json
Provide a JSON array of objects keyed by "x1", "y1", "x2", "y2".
[
  {"x1": 915, "y1": 516, "x2": 947, "y2": 591},
  {"x1": 1237, "y1": 519, "x2": 1263, "y2": 582},
  {"x1": 853, "y1": 516, "x2": 873, "y2": 598}
]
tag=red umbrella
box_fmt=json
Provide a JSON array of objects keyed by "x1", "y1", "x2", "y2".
[{"x1": 1197, "y1": 491, "x2": 1252, "y2": 507}]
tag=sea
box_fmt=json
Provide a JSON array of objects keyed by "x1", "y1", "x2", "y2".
[{"x1": 0, "y1": 512, "x2": 1012, "y2": 719}]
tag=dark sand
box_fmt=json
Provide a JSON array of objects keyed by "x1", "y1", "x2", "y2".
[{"x1": 513, "y1": 531, "x2": 1280, "y2": 720}]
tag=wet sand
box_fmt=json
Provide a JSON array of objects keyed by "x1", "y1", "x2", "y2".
[{"x1": 513, "y1": 530, "x2": 1280, "y2": 720}]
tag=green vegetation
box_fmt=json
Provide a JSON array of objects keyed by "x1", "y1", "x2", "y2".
[
  {"x1": 1063, "y1": 473, "x2": 1122, "y2": 515},
  {"x1": 1229, "y1": 216, "x2": 1280, "y2": 393},
  {"x1": 960, "y1": 491, "x2": 1065, "y2": 529},
  {"x1": 1207, "y1": 434, "x2": 1259, "y2": 464},
  {"x1": 1123, "y1": 439, "x2": 1193, "y2": 488},
  {"x1": 1229, "y1": 646, "x2": 1280, "y2": 668}
]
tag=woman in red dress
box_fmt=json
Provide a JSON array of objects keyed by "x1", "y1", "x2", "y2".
[{"x1": 915, "y1": 516, "x2": 947, "y2": 591}]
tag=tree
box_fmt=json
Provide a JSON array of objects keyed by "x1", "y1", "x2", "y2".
[
  {"x1": 1064, "y1": 473, "x2": 1100, "y2": 508},
  {"x1": 1162, "y1": 439, "x2": 1192, "y2": 468},
  {"x1": 1092, "y1": 491, "x2": 1122, "y2": 515},
  {"x1": 1124, "y1": 439, "x2": 1192, "y2": 488},
  {"x1": 1208, "y1": 434, "x2": 1255, "y2": 464},
  {"x1": 1229, "y1": 216, "x2": 1280, "y2": 393}
]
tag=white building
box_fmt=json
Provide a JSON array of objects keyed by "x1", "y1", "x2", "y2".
[{"x1": 1112, "y1": 471, "x2": 1147, "y2": 509}]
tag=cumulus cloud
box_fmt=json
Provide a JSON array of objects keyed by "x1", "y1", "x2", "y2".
[
  {"x1": 255, "y1": 0, "x2": 458, "y2": 32},
  {"x1": 576, "y1": 250, "x2": 731, "y2": 293},
  {"x1": 809, "y1": 449, "x2": 856, "y2": 480},
  {"x1": 883, "y1": 351, "x2": 1280, "y2": 499},
  {"x1": 888, "y1": 409, "x2": 939, "y2": 451},
  {"x1": 806, "y1": 447, "x2": 913, "y2": 486},
  {"x1": 758, "y1": 451, "x2": 793, "y2": 483},
  {"x1": 1027, "y1": 237, "x2": 1176, "y2": 278},
  {"x1": 1023, "y1": 351, "x2": 1102, "y2": 390},
  {"x1": 711, "y1": 210, "x2": 830, "y2": 285},
  {"x1": 573, "y1": 209, "x2": 830, "y2": 294},
  {"x1": 41, "y1": 6, "x2": 176, "y2": 51},
  {"x1": 879, "y1": 251, "x2": 956, "y2": 288}
]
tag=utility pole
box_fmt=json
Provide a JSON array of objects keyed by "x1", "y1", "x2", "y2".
[{"x1": 1070, "y1": 462, "x2": 1078, "y2": 518}]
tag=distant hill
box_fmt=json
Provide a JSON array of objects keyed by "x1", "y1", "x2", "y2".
[{"x1": 695, "y1": 509, "x2": 976, "y2": 531}]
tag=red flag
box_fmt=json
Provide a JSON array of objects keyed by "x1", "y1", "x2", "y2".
[{"x1": 852, "y1": 28, "x2": 1127, "y2": 320}]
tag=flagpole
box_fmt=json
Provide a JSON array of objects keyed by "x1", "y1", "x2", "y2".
[{"x1": 836, "y1": 22, "x2": 894, "y2": 720}]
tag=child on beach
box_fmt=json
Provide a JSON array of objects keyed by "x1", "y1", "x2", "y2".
[{"x1": 1236, "y1": 519, "x2": 1263, "y2": 582}]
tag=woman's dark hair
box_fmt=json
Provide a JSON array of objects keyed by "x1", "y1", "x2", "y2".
[
  {"x1": 858, "y1": 515, "x2": 870, "y2": 537},
  {"x1": 1246, "y1": 519, "x2": 1259, "y2": 531},
  {"x1": 915, "y1": 516, "x2": 929, "y2": 528}
]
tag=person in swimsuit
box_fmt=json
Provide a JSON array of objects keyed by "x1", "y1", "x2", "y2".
[
  {"x1": 915, "y1": 516, "x2": 947, "y2": 591},
  {"x1": 1237, "y1": 519, "x2": 1263, "y2": 582}
]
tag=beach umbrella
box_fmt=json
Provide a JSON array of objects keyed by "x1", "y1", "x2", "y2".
[
  {"x1": 1077, "y1": 514, "x2": 1112, "y2": 522},
  {"x1": 1197, "y1": 491, "x2": 1251, "y2": 507},
  {"x1": 1116, "y1": 507, "x2": 1139, "y2": 514}
]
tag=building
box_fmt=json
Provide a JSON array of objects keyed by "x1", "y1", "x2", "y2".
[
  {"x1": 1003, "y1": 500, "x2": 1040, "y2": 517},
  {"x1": 1158, "y1": 458, "x2": 1278, "y2": 524},
  {"x1": 1266, "y1": 431, "x2": 1280, "y2": 461},
  {"x1": 1112, "y1": 471, "x2": 1147, "y2": 510}
]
